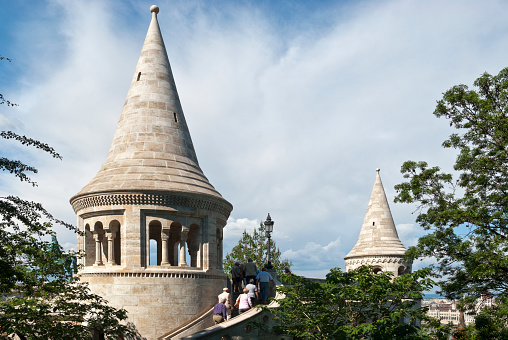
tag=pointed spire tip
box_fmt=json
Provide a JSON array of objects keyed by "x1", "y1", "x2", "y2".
[{"x1": 150, "y1": 5, "x2": 159, "y2": 14}]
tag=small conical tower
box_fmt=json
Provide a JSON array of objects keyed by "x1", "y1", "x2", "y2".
[
  {"x1": 344, "y1": 169, "x2": 411, "y2": 276},
  {"x1": 70, "y1": 5, "x2": 232, "y2": 339}
]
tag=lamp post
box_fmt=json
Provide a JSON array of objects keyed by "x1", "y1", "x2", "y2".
[{"x1": 264, "y1": 213, "x2": 274, "y2": 268}]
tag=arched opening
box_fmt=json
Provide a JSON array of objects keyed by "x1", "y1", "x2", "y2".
[
  {"x1": 398, "y1": 265, "x2": 406, "y2": 276},
  {"x1": 149, "y1": 239, "x2": 158, "y2": 266},
  {"x1": 94, "y1": 221, "x2": 105, "y2": 265},
  {"x1": 169, "y1": 221, "x2": 182, "y2": 266},
  {"x1": 187, "y1": 224, "x2": 200, "y2": 267},
  {"x1": 84, "y1": 224, "x2": 95, "y2": 266},
  {"x1": 373, "y1": 266, "x2": 383, "y2": 274},
  {"x1": 149, "y1": 220, "x2": 162, "y2": 266},
  {"x1": 110, "y1": 220, "x2": 121, "y2": 265},
  {"x1": 216, "y1": 227, "x2": 222, "y2": 270},
  {"x1": 137, "y1": 72, "x2": 141, "y2": 81}
]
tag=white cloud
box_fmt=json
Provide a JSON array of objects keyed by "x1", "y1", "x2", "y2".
[
  {"x1": 282, "y1": 236, "x2": 345, "y2": 276},
  {"x1": 61, "y1": 242, "x2": 77, "y2": 252},
  {"x1": 396, "y1": 223, "x2": 422, "y2": 248},
  {"x1": 223, "y1": 217, "x2": 260, "y2": 242}
]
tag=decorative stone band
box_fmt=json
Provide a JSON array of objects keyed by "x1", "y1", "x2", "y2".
[
  {"x1": 78, "y1": 271, "x2": 225, "y2": 280},
  {"x1": 344, "y1": 256, "x2": 411, "y2": 267},
  {"x1": 70, "y1": 192, "x2": 233, "y2": 216}
]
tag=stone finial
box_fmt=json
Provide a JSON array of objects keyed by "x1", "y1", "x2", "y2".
[
  {"x1": 150, "y1": 5, "x2": 159, "y2": 14},
  {"x1": 376, "y1": 168, "x2": 380, "y2": 173}
]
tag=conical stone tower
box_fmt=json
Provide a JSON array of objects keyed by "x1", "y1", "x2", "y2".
[
  {"x1": 70, "y1": 5, "x2": 232, "y2": 339},
  {"x1": 344, "y1": 169, "x2": 411, "y2": 276}
]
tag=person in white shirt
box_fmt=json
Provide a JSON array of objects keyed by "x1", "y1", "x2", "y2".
[
  {"x1": 245, "y1": 279, "x2": 259, "y2": 305},
  {"x1": 217, "y1": 287, "x2": 234, "y2": 320}
]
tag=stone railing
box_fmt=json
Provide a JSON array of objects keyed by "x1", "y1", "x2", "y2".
[{"x1": 159, "y1": 277, "x2": 289, "y2": 340}]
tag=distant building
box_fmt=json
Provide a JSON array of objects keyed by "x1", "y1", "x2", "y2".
[{"x1": 423, "y1": 296, "x2": 495, "y2": 326}]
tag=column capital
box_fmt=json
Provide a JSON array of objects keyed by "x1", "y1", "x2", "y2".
[{"x1": 105, "y1": 232, "x2": 116, "y2": 240}]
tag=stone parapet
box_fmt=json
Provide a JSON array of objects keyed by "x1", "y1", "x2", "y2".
[
  {"x1": 80, "y1": 272, "x2": 228, "y2": 340},
  {"x1": 166, "y1": 280, "x2": 288, "y2": 340}
]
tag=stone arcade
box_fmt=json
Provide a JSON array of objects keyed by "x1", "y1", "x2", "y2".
[{"x1": 70, "y1": 5, "x2": 232, "y2": 339}]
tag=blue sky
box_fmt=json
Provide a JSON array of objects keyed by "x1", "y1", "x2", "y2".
[{"x1": 1, "y1": 0, "x2": 508, "y2": 278}]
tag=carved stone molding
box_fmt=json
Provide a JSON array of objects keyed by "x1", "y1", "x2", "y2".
[
  {"x1": 78, "y1": 271, "x2": 225, "y2": 280},
  {"x1": 80, "y1": 209, "x2": 125, "y2": 219},
  {"x1": 71, "y1": 192, "x2": 232, "y2": 216},
  {"x1": 345, "y1": 256, "x2": 411, "y2": 267}
]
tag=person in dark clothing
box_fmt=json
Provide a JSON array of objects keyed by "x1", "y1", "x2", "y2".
[
  {"x1": 231, "y1": 262, "x2": 242, "y2": 292},
  {"x1": 244, "y1": 258, "x2": 257, "y2": 285},
  {"x1": 213, "y1": 297, "x2": 227, "y2": 324}
]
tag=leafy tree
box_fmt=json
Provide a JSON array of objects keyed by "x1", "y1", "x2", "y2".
[
  {"x1": 394, "y1": 67, "x2": 508, "y2": 334},
  {"x1": 224, "y1": 222, "x2": 292, "y2": 279},
  {"x1": 469, "y1": 297, "x2": 508, "y2": 340},
  {"x1": 270, "y1": 266, "x2": 435, "y2": 340},
  {"x1": 0, "y1": 59, "x2": 137, "y2": 338}
]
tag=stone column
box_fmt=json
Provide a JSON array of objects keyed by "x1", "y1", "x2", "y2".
[
  {"x1": 205, "y1": 217, "x2": 217, "y2": 271},
  {"x1": 216, "y1": 233, "x2": 222, "y2": 270},
  {"x1": 219, "y1": 237, "x2": 223, "y2": 270},
  {"x1": 126, "y1": 208, "x2": 143, "y2": 267},
  {"x1": 93, "y1": 233, "x2": 103, "y2": 265},
  {"x1": 179, "y1": 232, "x2": 189, "y2": 267},
  {"x1": 106, "y1": 232, "x2": 116, "y2": 265},
  {"x1": 161, "y1": 231, "x2": 170, "y2": 265},
  {"x1": 77, "y1": 217, "x2": 84, "y2": 267}
]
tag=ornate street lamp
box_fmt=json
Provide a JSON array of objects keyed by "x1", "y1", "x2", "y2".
[{"x1": 264, "y1": 213, "x2": 274, "y2": 267}]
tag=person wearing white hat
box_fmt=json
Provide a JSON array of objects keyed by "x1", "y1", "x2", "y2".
[{"x1": 218, "y1": 287, "x2": 234, "y2": 320}]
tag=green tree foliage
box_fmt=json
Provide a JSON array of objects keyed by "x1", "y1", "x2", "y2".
[
  {"x1": 395, "y1": 67, "x2": 508, "y2": 334},
  {"x1": 0, "y1": 61, "x2": 137, "y2": 338},
  {"x1": 468, "y1": 297, "x2": 508, "y2": 340},
  {"x1": 270, "y1": 266, "x2": 435, "y2": 340},
  {"x1": 224, "y1": 222, "x2": 292, "y2": 278}
]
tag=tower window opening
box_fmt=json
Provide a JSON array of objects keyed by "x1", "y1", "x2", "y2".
[
  {"x1": 174, "y1": 112, "x2": 178, "y2": 123},
  {"x1": 137, "y1": 72, "x2": 141, "y2": 81},
  {"x1": 372, "y1": 222, "x2": 375, "y2": 226},
  {"x1": 149, "y1": 239, "x2": 158, "y2": 266}
]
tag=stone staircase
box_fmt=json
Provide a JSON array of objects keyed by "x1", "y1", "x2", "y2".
[{"x1": 231, "y1": 288, "x2": 264, "y2": 318}]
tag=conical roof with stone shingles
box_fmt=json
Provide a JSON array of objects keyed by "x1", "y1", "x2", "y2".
[
  {"x1": 72, "y1": 6, "x2": 225, "y2": 201},
  {"x1": 344, "y1": 169, "x2": 406, "y2": 259}
]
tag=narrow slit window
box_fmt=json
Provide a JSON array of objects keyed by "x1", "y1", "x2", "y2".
[
  {"x1": 137, "y1": 72, "x2": 141, "y2": 81},
  {"x1": 174, "y1": 112, "x2": 178, "y2": 123},
  {"x1": 372, "y1": 222, "x2": 375, "y2": 226}
]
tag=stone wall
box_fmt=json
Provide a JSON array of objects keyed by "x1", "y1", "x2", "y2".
[{"x1": 80, "y1": 271, "x2": 227, "y2": 340}]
